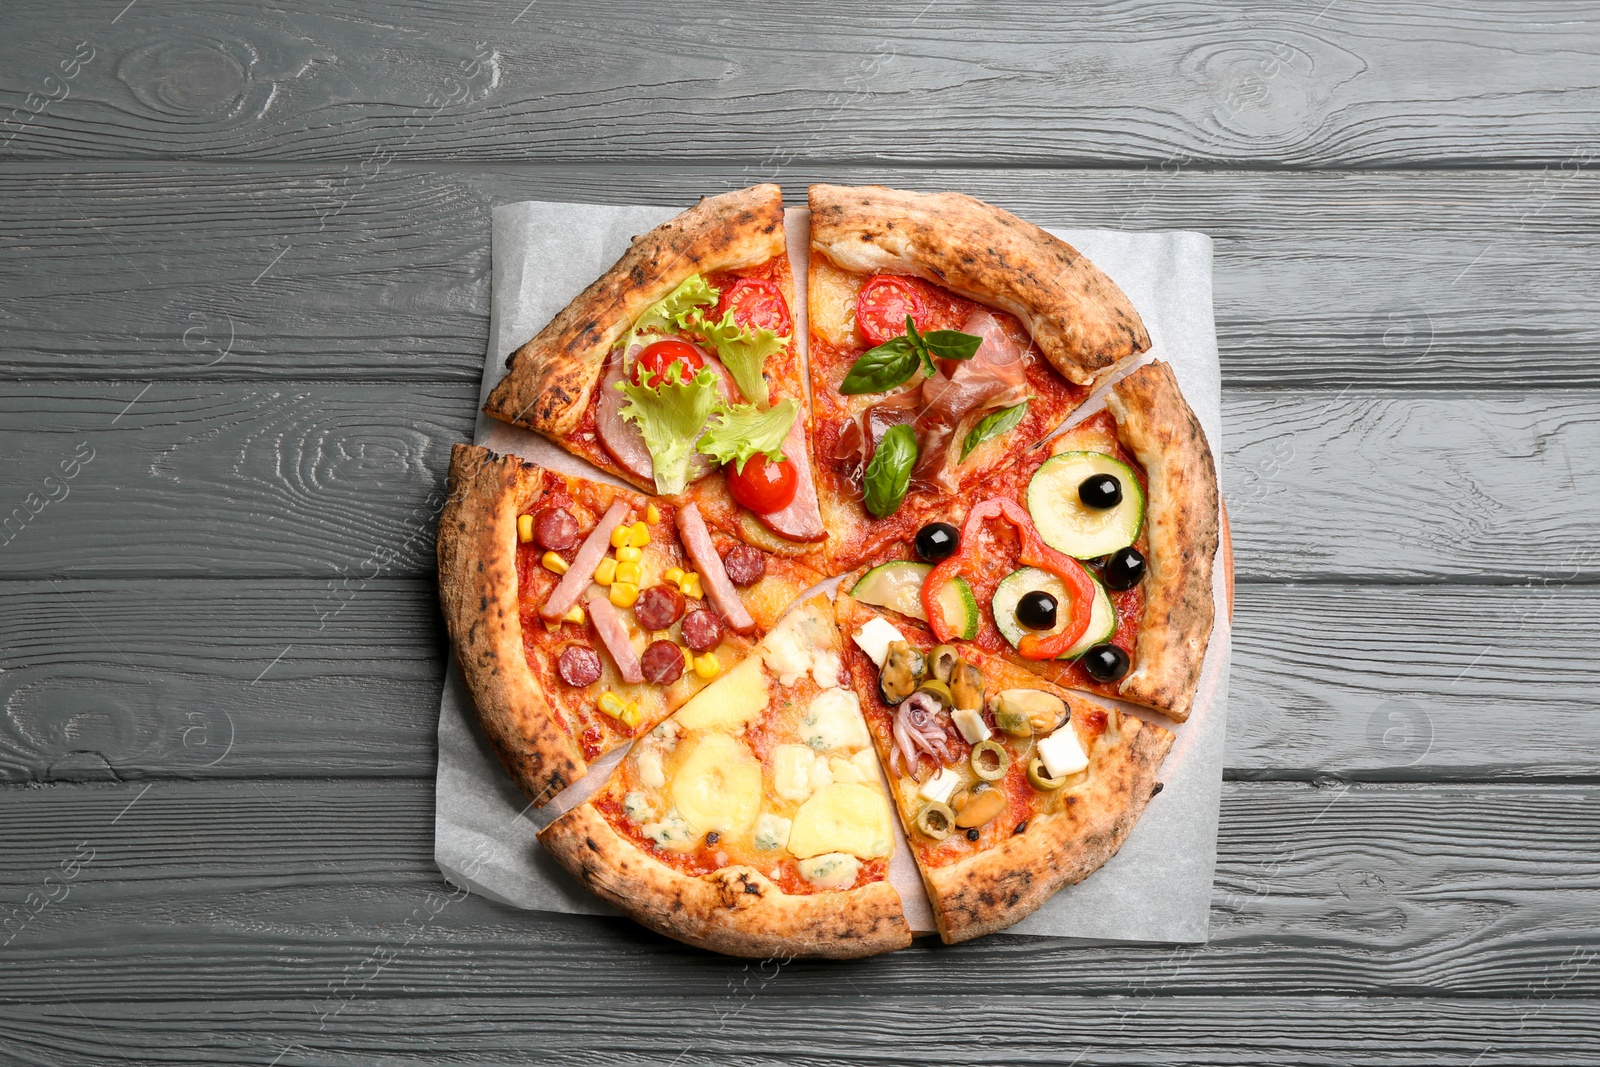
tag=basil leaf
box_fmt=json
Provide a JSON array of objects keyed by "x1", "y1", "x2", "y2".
[
  {"x1": 840, "y1": 338, "x2": 919, "y2": 395},
  {"x1": 961, "y1": 400, "x2": 1028, "y2": 461},
  {"x1": 863, "y1": 424, "x2": 918, "y2": 518},
  {"x1": 905, "y1": 315, "x2": 936, "y2": 377},
  {"x1": 921, "y1": 329, "x2": 984, "y2": 361}
]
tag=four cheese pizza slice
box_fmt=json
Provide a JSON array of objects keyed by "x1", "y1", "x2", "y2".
[
  {"x1": 539, "y1": 597, "x2": 912, "y2": 958},
  {"x1": 835, "y1": 592, "x2": 1174, "y2": 944},
  {"x1": 438, "y1": 444, "x2": 822, "y2": 808}
]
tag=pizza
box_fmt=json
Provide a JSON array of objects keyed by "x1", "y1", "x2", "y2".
[
  {"x1": 834, "y1": 593, "x2": 1173, "y2": 943},
  {"x1": 539, "y1": 597, "x2": 912, "y2": 958},
  {"x1": 440, "y1": 183, "x2": 1223, "y2": 956}
]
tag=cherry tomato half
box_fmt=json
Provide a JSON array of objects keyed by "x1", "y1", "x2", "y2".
[
  {"x1": 726, "y1": 452, "x2": 798, "y2": 515},
  {"x1": 856, "y1": 275, "x2": 930, "y2": 346},
  {"x1": 715, "y1": 277, "x2": 792, "y2": 336},
  {"x1": 631, "y1": 338, "x2": 707, "y2": 387}
]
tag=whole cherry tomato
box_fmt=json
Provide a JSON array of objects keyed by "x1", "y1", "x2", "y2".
[{"x1": 726, "y1": 452, "x2": 798, "y2": 514}]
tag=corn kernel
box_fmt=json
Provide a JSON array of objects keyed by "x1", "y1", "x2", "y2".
[
  {"x1": 541, "y1": 551, "x2": 569, "y2": 575},
  {"x1": 614, "y1": 561, "x2": 642, "y2": 586},
  {"x1": 615, "y1": 545, "x2": 643, "y2": 563},
  {"x1": 680, "y1": 573, "x2": 704, "y2": 599},
  {"x1": 646, "y1": 504, "x2": 661, "y2": 525},
  {"x1": 663, "y1": 566, "x2": 685, "y2": 585},
  {"x1": 627, "y1": 521, "x2": 650, "y2": 548},
  {"x1": 609, "y1": 524, "x2": 631, "y2": 549},
  {"x1": 563, "y1": 604, "x2": 585, "y2": 625},
  {"x1": 518, "y1": 514, "x2": 534, "y2": 543},
  {"x1": 621, "y1": 700, "x2": 642, "y2": 728},
  {"x1": 599, "y1": 691, "x2": 627, "y2": 719},
  {"x1": 608, "y1": 581, "x2": 640, "y2": 608},
  {"x1": 693, "y1": 652, "x2": 721, "y2": 679},
  {"x1": 681, "y1": 646, "x2": 694, "y2": 671},
  {"x1": 594, "y1": 557, "x2": 617, "y2": 586}
]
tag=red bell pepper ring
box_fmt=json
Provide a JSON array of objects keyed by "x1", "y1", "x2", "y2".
[{"x1": 922, "y1": 498, "x2": 1097, "y2": 660}]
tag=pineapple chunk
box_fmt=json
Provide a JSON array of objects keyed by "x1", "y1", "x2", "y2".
[
  {"x1": 785, "y1": 782, "x2": 892, "y2": 861},
  {"x1": 669, "y1": 733, "x2": 761, "y2": 838},
  {"x1": 673, "y1": 655, "x2": 767, "y2": 732}
]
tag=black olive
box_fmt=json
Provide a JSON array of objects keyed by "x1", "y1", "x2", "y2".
[
  {"x1": 1078, "y1": 473, "x2": 1122, "y2": 510},
  {"x1": 913, "y1": 522, "x2": 959, "y2": 562},
  {"x1": 1101, "y1": 546, "x2": 1147, "y2": 591},
  {"x1": 1016, "y1": 590, "x2": 1058, "y2": 630},
  {"x1": 1081, "y1": 644, "x2": 1130, "y2": 682},
  {"x1": 965, "y1": 828, "x2": 980, "y2": 841}
]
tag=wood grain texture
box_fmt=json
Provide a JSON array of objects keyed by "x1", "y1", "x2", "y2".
[
  {"x1": 1, "y1": 166, "x2": 1597, "y2": 387},
  {"x1": 2, "y1": 1, "x2": 1598, "y2": 167},
  {"x1": 0, "y1": 384, "x2": 1594, "y2": 582},
  {"x1": 3, "y1": 578, "x2": 1598, "y2": 782},
  {"x1": 2, "y1": 779, "x2": 1597, "y2": 1004}
]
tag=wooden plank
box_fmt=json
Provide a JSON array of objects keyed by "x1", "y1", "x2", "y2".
[
  {"x1": 2, "y1": 779, "x2": 1597, "y2": 1003},
  {"x1": 3, "y1": 1, "x2": 1599, "y2": 167},
  {"x1": 0, "y1": 384, "x2": 1594, "y2": 582},
  {"x1": 2, "y1": 166, "x2": 1598, "y2": 387},
  {"x1": 3, "y1": 578, "x2": 1598, "y2": 782}
]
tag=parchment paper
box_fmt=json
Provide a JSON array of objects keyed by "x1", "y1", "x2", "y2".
[{"x1": 435, "y1": 197, "x2": 1229, "y2": 943}]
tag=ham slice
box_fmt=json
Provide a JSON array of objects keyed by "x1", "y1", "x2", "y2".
[
  {"x1": 752, "y1": 414, "x2": 827, "y2": 543},
  {"x1": 585, "y1": 592, "x2": 643, "y2": 684},
  {"x1": 912, "y1": 308, "x2": 1029, "y2": 490},
  {"x1": 675, "y1": 502, "x2": 756, "y2": 635},
  {"x1": 595, "y1": 343, "x2": 736, "y2": 488},
  {"x1": 541, "y1": 500, "x2": 630, "y2": 620}
]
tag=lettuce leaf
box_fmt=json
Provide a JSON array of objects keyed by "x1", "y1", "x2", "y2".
[
  {"x1": 625, "y1": 274, "x2": 719, "y2": 357},
  {"x1": 615, "y1": 364, "x2": 722, "y2": 495},
  {"x1": 693, "y1": 309, "x2": 786, "y2": 407},
  {"x1": 697, "y1": 398, "x2": 800, "y2": 473}
]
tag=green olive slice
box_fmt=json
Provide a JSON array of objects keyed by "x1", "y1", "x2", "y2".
[
  {"x1": 916, "y1": 801, "x2": 955, "y2": 840},
  {"x1": 1027, "y1": 756, "x2": 1069, "y2": 791},
  {"x1": 915, "y1": 679, "x2": 953, "y2": 708},
  {"x1": 929, "y1": 644, "x2": 961, "y2": 683},
  {"x1": 970, "y1": 740, "x2": 1010, "y2": 782}
]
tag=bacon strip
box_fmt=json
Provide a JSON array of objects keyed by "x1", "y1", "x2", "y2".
[
  {"x1": 541, "y1": 500, "x2": 630, "y2": 620},
  {"x1": 585, "y1": 591, "x2": 643, "y2": 684},
  {"x1": 674, "y1": 502, "x2": 756, "y2": 635}
]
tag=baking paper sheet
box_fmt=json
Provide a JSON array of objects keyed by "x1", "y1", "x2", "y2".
[{"x1": 435, "y1": 196, "x2": 1229, "y2": 943}]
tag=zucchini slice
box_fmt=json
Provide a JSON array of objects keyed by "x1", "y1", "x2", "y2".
[
  {"x1": 850, "y1": 561, "x2": 980, "y2": 640},
  {"x1": 1027, "y1": 451, "x2": 1145, "y2": 559},
  {"x1": 992, "y1": 566, "x2": 1115, "y2": 660}
]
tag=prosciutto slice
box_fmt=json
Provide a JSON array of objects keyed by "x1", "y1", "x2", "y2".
[
  {"x1": 585, "y1": 592, "x2": 643, "y2": 684},
  {"x1": 595, "y1": 343, "x2": 736, "y2": 488},
  {"x1": 675, "y1": 502, "x2": 756, "y2": 635},
  {"x1": 540, "y1": 500, "x2": 630, "y2": 620},
  {"x1": 752, "y1": 414, "x2": 827, "y2": 543}
]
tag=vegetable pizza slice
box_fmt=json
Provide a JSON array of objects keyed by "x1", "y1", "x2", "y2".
[
  {"x1": 438, "y1": 444, "x2": 823, "y2": 807},
  {"x1": 835, "y1": 593, "x2": 1173, "y2": 945},
  {"x1": 539, "y1": 597, "x2": 913, "y2": 958},
  {"x1": 482, "y1": 184, "x2": 828, "y2": 563},
  {"x1": 806, "y1": 183, "x2": 1152, "y2": 574}
]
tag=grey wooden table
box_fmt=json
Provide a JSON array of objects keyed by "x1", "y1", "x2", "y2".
[{"x1": 2, "y1": 2, "x2": 1598, "y2": 1063}]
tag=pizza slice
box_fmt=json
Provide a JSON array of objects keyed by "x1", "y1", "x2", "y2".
[
  {"x1": 437, "y1": 444, "x2": 823, "y2": 808},
  {"x1": 806, "y1": 183, "x2": 1151, "y2": 573},
  {"x1": 843, "y1": 360, "x2": 1219, "y2": 722},
  {"x1": 539, "y1": 597, "x2": 912, "y2": 958},
  {"x1": 834, "y1": 592, "x2": 1172, "y2": 945},
  {"x1": 481, "y1": 183, "x2": 829, "y2": 561}
]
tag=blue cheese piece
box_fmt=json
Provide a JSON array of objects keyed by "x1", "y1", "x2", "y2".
[
  {"x1": 753, "y1": 813, "x2": 792, "y2": 851},
  {"x1": 641, "y1": 810, "x2": 694, "y2": 851},
  {"x1": 801, "y1": 689, "x2": 869, "y2": 752},
  {"x1": 916, "y1": 765, "x2": 961, "y2": 804},
  {"x1": 1037, "y1": 724, "x2": 1090, "y2": 778},
  {"x1": 759, "y1": 622, "x2": 812, "y2": 686},
  {"x1": 796, "y1": 852, "x2": 861, "y2": 890},
  {"x1": 851, "y1": 618, "x2": 904, "y2": 668}
]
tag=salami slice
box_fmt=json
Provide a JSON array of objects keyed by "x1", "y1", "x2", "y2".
[
  {"x1": 533, "y1": 507, "x2": 580, "y2": 551},
  {"x1": 641, "y1": 639, "x2": 686, "y2": 685},
  {"x1": 679, "y1": 609, "x2": 724, "y2": 653},
  {"x1": 721, "y1": 544, "x2": 768, "y2": 587},
  {"x1": 633, "y1": 584, "x2": 686, "y2": 631},
  {"x1": 557, "y1": 645, "x2": 603, "y2": 688}
]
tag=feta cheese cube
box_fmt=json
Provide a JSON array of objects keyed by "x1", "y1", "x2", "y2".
[{"x1": 1037, "y1": 724, "x2": 1089, "y2": 779}]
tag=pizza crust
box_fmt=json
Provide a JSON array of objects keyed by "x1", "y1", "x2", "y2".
[
  {"x1": 482, "y1": 184, "x2": 787, "y2": 441},
  {"x1": 808, "y1": 183, "x2": 1150, "y2": 387},
  {"x1": 436, "y1": 443, "x2": 590, "y2": 806},
  {"x1": 540, "y1": 803, "x2": 913, "y2": 959},
  {"x1": 1105, "y1": 361, "x2": 1220, "y2": 722}
]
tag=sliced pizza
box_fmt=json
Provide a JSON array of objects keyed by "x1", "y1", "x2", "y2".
[
  {"x1": 539, "y1": 597, "x2": 912, "y2": 958},
  {"x1": 806, "y1": 183, "x2": 1151, "y2": 573},
  {"x1": 834, "y1": 592, "x2": 1173, "y2": 944},
  {"x1": 844, "y1": 360, "x2": 1219, "y2": 722},
  {"x1": 481, "y1": 183, "x2": 829, "y2": 558},
  {"x1": 437, "y1": 444, "x2": 823, "y2": 807}
]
